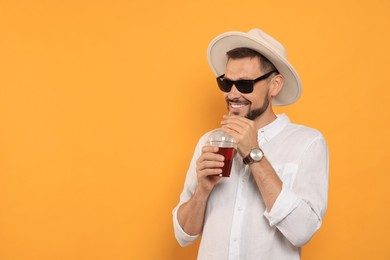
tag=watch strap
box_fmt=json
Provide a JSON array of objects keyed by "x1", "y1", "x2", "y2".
[{"x1": 243, "y1": 154, "x2": 253, "y2": 165}]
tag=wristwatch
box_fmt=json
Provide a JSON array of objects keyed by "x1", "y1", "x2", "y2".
[{"x1": 243, "y1": 148, "x2": 264, "y2": 165}]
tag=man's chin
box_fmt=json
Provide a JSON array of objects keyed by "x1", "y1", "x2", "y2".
[{"x1": 228, "y1": 108, "x2": 248, "y2": 117}]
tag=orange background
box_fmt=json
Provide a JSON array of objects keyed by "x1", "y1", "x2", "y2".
[{"x1": 0, "y1": 0, "x2": 389, "y2": 259}]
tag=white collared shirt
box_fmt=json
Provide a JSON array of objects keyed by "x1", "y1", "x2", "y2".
[{"x1": 173, "y1": 114, "x2": 329, "y2": 260}]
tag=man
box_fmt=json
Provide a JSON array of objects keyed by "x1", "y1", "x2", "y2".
[{"x1": 173, "y1": 28, "x2": 329, "y2": 260}]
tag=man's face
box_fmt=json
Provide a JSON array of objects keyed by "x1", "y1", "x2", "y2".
[{"x1": 223, "y1": 57, "x2": 271, "y2": 120}]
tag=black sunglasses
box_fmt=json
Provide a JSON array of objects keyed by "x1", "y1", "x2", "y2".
[{"x1": 216, "y1": 70, "x2": 278, "y2": 94}]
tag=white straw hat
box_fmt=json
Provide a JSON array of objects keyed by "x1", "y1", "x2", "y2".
[{"x1": 207, "y1": 28, "x2": 302, "y2": 106}]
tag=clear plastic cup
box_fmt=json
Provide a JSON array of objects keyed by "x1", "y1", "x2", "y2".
[{"x1": 207, "y1": 129, "x2": 237, "y2": 177}]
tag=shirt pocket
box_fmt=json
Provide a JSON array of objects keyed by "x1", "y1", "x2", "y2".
[{"x1": 272, "y1": 163, "x2": 298, "y2": 189}]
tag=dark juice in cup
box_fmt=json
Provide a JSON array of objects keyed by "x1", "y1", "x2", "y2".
[
  {"x1": 208, "y1": 128, "x2": 237, "y2": 177},
  {"x1": 217, "y1": 147, "x2": 236, "y2": 177}
]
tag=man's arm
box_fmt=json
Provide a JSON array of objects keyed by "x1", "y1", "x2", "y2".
[
  {"x1": 222, "y1": 115, "x2": 328, "y2": 247},
  {"x1": 177, "y1": 186, "x2": 211, "y2": 236},
  {"x1": 250, "y1": 157, "x2": 283, "y2": 211},
  {"x1": 175, "y1": 145, "x2": 224, "y2": 239},
  {"x1": 263, "y1": 137, "x2": 329, "y2": 247}
]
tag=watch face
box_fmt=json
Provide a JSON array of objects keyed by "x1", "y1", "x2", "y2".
[{"x1": 250, "y1": 148, "x2": 263, "y2": 161}]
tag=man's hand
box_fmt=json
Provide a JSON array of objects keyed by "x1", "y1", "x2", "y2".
[
  {"x1": 221, "y1": 115, "x2": 259, "y2": 157},
  {"x1": 195, "y1": 145, "x2": 224, "y2": 195}
]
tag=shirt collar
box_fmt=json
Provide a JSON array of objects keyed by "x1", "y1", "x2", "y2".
[{"x1": 258, "y1": 114, "x2": 290, "y2": 142}]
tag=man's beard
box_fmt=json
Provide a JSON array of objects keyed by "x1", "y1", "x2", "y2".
[
  {"x1": 246, "y1": 95, "x2": 270, "y2": 120},
  {"x1": 227, "y1": 95, "x2": 270, "y2": 121}
]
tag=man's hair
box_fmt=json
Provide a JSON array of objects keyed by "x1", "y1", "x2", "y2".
[{"x1": 226, "y1": 47, "x2": 278, "y2": 73}]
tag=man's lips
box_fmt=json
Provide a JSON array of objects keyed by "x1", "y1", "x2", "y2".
[{"x1": 226, "y1": 99, "x2": 251, "y2": 109}]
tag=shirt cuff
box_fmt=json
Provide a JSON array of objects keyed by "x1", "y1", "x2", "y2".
[
  {"x1": 263, "y1": 184, "x2": 301, "y2": 226},
  {"x1": 172, "y1": 206, "x2": 199, "y2": 247}
]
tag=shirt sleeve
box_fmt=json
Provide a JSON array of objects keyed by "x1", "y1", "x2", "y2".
[
  {"x1": 264, "y1": 135, "x2": 329, "y2": 247},
  {"x1": 172, "y1": 204, "x2": 200, "y2": 247},
  {"x1": 172, "y1": 134, "x2": 208, "y2": 247}
]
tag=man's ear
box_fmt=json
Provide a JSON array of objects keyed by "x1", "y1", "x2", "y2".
[{"x1": 269, "y1": 74, "x2": 284, "y2": 97}]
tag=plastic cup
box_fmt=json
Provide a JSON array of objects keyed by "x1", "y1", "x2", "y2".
[{"x1": 207, "y1": 129, "x2": 237, "y2": 177}]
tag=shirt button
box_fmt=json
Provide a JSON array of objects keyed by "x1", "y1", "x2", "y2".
[{"x1": 233, "y1": 238, "x2": 238, "y2": 242}]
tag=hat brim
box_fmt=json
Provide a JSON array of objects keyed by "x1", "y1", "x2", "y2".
[{"x1": 207, "y1": 31, "x2": 302, "y2": 106}]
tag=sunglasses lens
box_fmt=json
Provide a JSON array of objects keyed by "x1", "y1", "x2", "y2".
[
  {"x1": 235, "y1": 81, "x2": 253, "y2": 93},
  {"x1": 217, "y1": 78, "x2": 232, "y2": 92}
]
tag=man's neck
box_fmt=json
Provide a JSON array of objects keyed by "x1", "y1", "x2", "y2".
[{"x1": 253, "y1": 109, "x2": 277, "y2": 130}]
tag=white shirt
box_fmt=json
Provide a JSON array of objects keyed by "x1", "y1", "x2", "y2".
[{"x1": 173, "y1": 114, "x2": 329, "y2": 260}]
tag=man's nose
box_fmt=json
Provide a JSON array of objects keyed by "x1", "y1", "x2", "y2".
[{"x1": 227, "y1": 84, "x2": 241, "y2": 98}]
